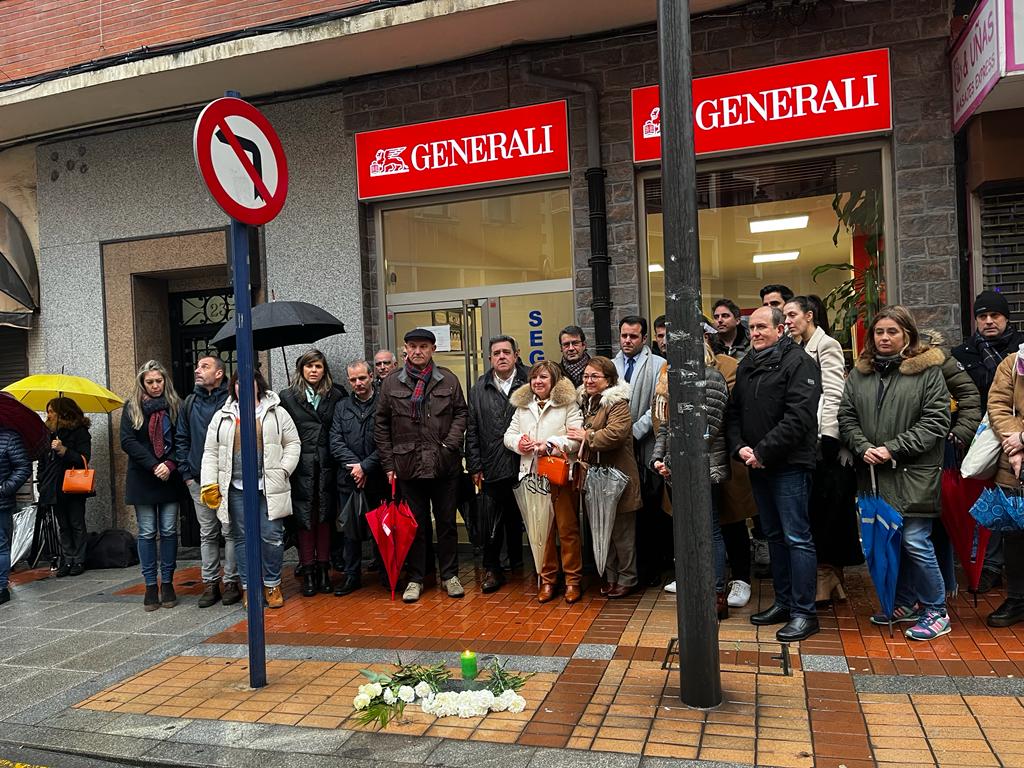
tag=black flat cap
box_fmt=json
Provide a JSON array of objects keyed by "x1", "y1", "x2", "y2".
[{"x1": 404, "y1": 327, "x2": 436, "y2": 343}]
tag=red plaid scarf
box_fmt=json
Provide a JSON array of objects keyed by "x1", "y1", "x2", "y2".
[{"x1": 406, "y1": 360, "x2": 434, "y2": 421}]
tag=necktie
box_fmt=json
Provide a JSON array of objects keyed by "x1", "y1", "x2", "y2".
[{"x1": 625, "y1": 356, "x2": 635, "y2": 383}]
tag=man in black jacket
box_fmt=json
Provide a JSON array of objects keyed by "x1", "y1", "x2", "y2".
[
  {"x1": 0, "y1": 428, "x2": 31, "y2": 605},
  {"x1": 329, "y1": 359, "x2": 387, "y2": 596},
  {"x1": 726, "y1": 306, "x2": 822, "y2": 642},
  {"x1": 952, "y1": 289, "x2": 1024, "y2": 592},
  {"x1": 466, "y1": 335, "x2": 528, "y2": 593}
]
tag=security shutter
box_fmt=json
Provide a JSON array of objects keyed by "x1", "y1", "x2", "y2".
[
  {"x1": 0, "y1": 327, "x2": 27, "y2": 389},
  {"x1": 981, "y1": 187, "x2": 1024, "y2": 321}
]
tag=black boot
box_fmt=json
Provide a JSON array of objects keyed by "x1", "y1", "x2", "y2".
[
  {"x1": 144, "y1": 584, "x2": 160, "y2": 612},
  {"x1": 302, "y1": 567, "x2": 317, "y2": 597},
  {"x1": 988, "y1": 598, "x2": 1024, "y2": 627},
  {"x1": 319, "y1": 563, "x2": 333, "y2": 594},
  {"x1": 160, "y1": 582, "x2": 177, "y2": 608}
]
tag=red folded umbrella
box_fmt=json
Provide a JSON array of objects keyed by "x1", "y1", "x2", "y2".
[
  {"x1": 941, "y1": 467, "x2": 992, "y2": 593},
  {"x1": 365, "y1": 481, "x2": 418, "y2": 601},
  {"x1": 0, "y1": 392, "x2": 49, "y2": 459}
]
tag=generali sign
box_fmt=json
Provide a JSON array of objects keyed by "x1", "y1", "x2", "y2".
[
  {"x1": 951, "y1": 0, "x2": 1002, "y2": 131},
  {"x1": 355, "y1": 101, "x2": 569, "y2": 200},
  {"x1": 631, "y1": 49, "x2": 892, "y2": 162}
]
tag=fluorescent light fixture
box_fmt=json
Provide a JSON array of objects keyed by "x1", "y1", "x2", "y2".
[
  {"x1": 752, "y1": 251, "x2": 800, "y2": 264},
  {"x1": 648, "y1": 263, "x2": 664, "y2": 272},
  {"x1": 748, "y1": 214, "x2": 809, "y2": 233}
]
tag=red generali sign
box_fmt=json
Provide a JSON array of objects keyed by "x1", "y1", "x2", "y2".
[
  {"x1": 355, "y1": 101, "x2": 570, "y2": 200},
  {"x1": 632, "y1": 49, "x2": 892, "y2": 162}
]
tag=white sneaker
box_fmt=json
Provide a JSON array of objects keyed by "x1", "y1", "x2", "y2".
[
  {"x1": 727, "y1": 580, "x2": 751, "y2": 607},
  {"x1": 664, "y1": 581, "x2": 677, "y2": 593},
  {"x1": 402, "y1": 582, "x2": 422, "y2": 603},
  {"x1": 443, "y1": 576, "x2": 464, "y2": 598},
  {"x1": 752, "y1": 539, "x2": 770, "y2": 567}
]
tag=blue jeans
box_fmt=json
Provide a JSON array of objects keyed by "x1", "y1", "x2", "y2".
[
  {"x1": 0, "y1": 510, "x2": 12, "y2": 591},
  {"x1": 749, "y1": 468, "x2": 816, "y2": 618},
  {"x1": 895, "y1": 517, "x2": 946, "y2": 614},
  {"x1": 710, "y1": 486, "x2": 725, "y2": 593},
  {"x1": 134, "y1": 503, "x2": 178, "y2": 586},
  {"x1": 228, "y1": 486, "x2": 283, "y2": 588}
]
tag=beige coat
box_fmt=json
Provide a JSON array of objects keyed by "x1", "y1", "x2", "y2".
[
  {"x1": 987, "y1": 353, "x2": 1024, "y2": 489},
  {"x1": 200, "y1": 391, "x2": 301, "y2": 525},
  {"x1": 579, "y1": 382, "x2": 643, "y2": 515},
  {"x1": 504, "y1": 377, "x2": 583, "y2": 480},
  {"x1": 801, "y1": 325, "x2": 846, "y2": 440}
]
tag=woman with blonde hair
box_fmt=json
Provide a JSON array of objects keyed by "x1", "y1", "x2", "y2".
[
  {"x1": 120, "y1": 360, "x2": 183, "y2": 611},
  {"x1": 279, "y1": 349, "x2": 346, "y2": 596},
  {"x1": 504, "y1": 360, "x2": 583, "y2": 603},
  {"x1": 839, "y1": 305, "x2": 951, "y2": 640}
]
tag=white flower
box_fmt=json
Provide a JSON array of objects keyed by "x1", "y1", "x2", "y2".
[
  {"x1": 383, "y1": 687, "x2": 397, "y2": 705},
  {"x1": 507, "y1": 694, "x2": 526, "y2": 714},
  {"x1": 414, "y1": 681, "x2": 434, "y2": 699},
  {"x1": 353, "y1": 693, "x2": 372, "y2": 710},
  {"x1": 491, "y1": 689, "x2": 515, "y2": 712},
  {"x1": 365, "y1": 682, "x2": 383, "y2": 698},
  {"x1": 397, "y1": 685, "x2": 416, "y2": 703}
]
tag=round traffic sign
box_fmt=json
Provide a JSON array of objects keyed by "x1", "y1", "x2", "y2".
[{"x1": 193, "y1": 97, "x2": 289, "y2": 226}]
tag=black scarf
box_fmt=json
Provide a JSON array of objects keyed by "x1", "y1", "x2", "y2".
[
  {"x1": 976, "y1": 329, "x2": 1017, "y2": 387},
  {"x1": 561, "y1": 352, "x2": 591, "y2": 387},
  {"x1": 873, "y1": 353, "x2": 902, "y2": 408}
]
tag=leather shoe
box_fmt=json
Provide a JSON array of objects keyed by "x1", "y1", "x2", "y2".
[
  {"x1": 750, "y1": 604, "x2": 791, "y2": 626},
  {"x1": 988, "y1": 598, "x2": 1024, "y2": 627},
  {"x1": 776, "y1": 616, "x2": 819, "y2": 642},
  {"x1": 599, "y1": 581, "x2": 616, "y2": 596},
  {"x1": 564, "y1": 585, "x2": 582, "y2": 604},
  {"x1": 606, "y1": 584, "x2": 634, "y2": 599},
  {"x1": 481, "y1": 570, "x2": 504, "y2": 594},
  {"x1": 334, "y1": 576, "x2": 362, "y2": 597},
  {"x1": 537, "y1": 584, "x2": 556, "y2": 603}
]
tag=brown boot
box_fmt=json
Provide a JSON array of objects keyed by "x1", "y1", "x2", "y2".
[
  {"x1": 265, "y1": 585, "x2": 284, "y2": 609},
  {"x1": 538, "y1": 584, "x2": 556, "y2": 603},
  {"x1": 564, "y1": 584, "x2": 582, "y2": 604},
  {"x1": 716, "y1": 592, "x2": 729, "y2": 621}
]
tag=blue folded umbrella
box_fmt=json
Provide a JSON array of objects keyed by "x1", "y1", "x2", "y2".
[
  {"x1": 859, "y1": 466, "x2": 904, "y2": 635},
  {"x1": 970, "y1": 486, "x2": 1024, "y2": 532}
]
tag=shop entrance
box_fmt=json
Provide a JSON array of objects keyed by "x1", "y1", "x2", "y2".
[{"x1": 387, "y1": 288, "x2": 575, "y2": 393}]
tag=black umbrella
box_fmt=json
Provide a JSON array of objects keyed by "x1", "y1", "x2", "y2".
[{"x1": 210, "y1": 300, "x2": 345, "y2": 351}]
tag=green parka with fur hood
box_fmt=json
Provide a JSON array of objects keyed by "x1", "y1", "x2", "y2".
[{"x1": 838, "y1": 345, "x2": 951, "y2": 517}]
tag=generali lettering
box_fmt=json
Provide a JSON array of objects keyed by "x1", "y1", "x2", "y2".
[
  {"x1": 407, "y1": 125, "x2": 555, "y2": 171},
  {"x1": 695, "y1": 74, "x2": 880, "y2": 130}
]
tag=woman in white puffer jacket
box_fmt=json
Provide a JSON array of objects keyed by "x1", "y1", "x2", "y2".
[{"x1": 503, "y1": 361, "x2": 583, "y2": 604}]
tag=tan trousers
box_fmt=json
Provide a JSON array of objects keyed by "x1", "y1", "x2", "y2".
[{"x1": 540, "y1": 487, "x2": 583, "y2": 587}]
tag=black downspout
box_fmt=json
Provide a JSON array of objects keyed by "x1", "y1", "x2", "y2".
[
  {"x1": 520, "y1": 65, "x2": 613, "y2": 356},
  {"x1": 954, "y1": 130, "x2": 972, "y2": 341}
]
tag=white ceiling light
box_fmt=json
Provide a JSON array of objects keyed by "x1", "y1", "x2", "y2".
[
  {"x1": 748, "y1": 214, "x2": 810, "y2": 233},
  {"x1": 649, "y1": 263, "x2": 664, "y2": 272},
  {"x1": 752, "y1": 251, "x2": 800, "y2": 264}
]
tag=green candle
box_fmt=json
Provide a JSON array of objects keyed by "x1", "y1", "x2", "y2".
[{"x1": 460, "y1": 650, "x2": 477, "y2": 680}]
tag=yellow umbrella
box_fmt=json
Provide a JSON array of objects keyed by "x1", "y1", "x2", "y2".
[{"x1": 3, "y1": 374, "x2": 124, "y2": 413}]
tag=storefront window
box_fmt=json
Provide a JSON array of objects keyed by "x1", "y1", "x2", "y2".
[
  {"x1": 645, "y1": 150, "x2": 886, "y2": 336},
  {"x1": 382, "y1": 188, "x2": 572, "y2": 294}
]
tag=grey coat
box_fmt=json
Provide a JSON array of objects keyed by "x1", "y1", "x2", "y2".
[
  {"x1": 651, "y1": 367, "x2": 730, "y2": 484},
  {"x1": 612, "y1": 346, "x2": 667, "y2": 465}
]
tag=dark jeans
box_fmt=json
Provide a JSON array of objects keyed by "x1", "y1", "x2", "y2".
[
  {"x1": 400, "y1": 475, "x2": 459, "y2": 583},
  {"x1": 1006, "y1": 532, "x2": 1024, "y2": 600},
  {"x1": 0, "y1": 510, "x2": 11, "y2": 590},
  {"x1": 54, "y1": 497, "x2": 87, "y2": 566},
  {"x1": 749, "y1": 468, "x2": 816, "y2": 618},
  {"x1": 481, "y1": 478, "x2": 523, "y2": 572},
  {"x1": 636, "y1": 464, "x2": 668, "y2": 583},
  {"x1": 721, "y1": 520, "x2": 752, "y2": 584},
  {"x1": 228, "y1": 487, "x2": 284, "y2": 588},
  {"x1": 710, "y1": 486, "x2": 725, "y2": 593}
]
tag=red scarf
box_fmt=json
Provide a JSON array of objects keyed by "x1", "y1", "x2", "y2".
[{"x1": 406, "y1": 361, "x2": 434, "y2": 421}]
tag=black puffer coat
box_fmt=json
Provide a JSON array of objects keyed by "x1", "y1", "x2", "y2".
[
  {"x1": 279, "y1": 385, "x2": 346, "y2": 530},
  {"x1": 466, "y1": 364, "x2": 529, "y2": 482}
]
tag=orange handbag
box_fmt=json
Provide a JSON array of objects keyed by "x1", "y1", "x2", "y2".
[
  {"x1": 62, "y1": 456, "x2": 96, "y2": 494},
  {"x1": 536, "y1": 455, "x2": 570, "y2": 487}
]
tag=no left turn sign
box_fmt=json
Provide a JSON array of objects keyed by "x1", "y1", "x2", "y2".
[{"x1": 194, "y1": 97, "x2": 289, "y2": 226}]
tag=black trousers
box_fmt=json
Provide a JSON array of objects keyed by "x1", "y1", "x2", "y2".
[
  {"x1": 721, "y1": 520, "x2": 752, "y2": 584},
  {"x1": 635, "y1": 464, "x2": 668, "y2": 583},
  {"x1": 54, "y1": 496, "x2": 88, "y2": 566},
  {"x1": 480, "y1": 478, "x2": 523, "y2": 572},
  {"x1": 400, "y1": 475, "x2": 459, "y2": 583}
]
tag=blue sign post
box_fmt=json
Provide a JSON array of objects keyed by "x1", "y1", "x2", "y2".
[{"x1": 194, "y1": 90, "x2": 289, "y2": 689}]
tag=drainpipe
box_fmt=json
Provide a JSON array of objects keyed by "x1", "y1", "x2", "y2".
[{"x1": 520, "y1": 65, "x2": 613, "y2": 357}]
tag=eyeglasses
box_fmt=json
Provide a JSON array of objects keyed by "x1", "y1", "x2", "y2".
[{"x1": 581, "y1": 373, "x2": 605, "y2": 381}]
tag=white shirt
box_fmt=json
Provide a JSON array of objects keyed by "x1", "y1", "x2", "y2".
[{"x1": 494, "y1": 371, "x2": 515, "y2": 396}]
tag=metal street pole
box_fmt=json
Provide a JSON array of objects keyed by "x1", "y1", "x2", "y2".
[
  {"x1": 225, "y1": 89, "x2": 267, "y2": 690},
  {"x1": 657, "y1": 0, "x2": 723, "y2": 708}
]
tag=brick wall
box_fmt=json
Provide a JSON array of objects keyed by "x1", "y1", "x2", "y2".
[
  {"x1": 345, "y1": 0, "x2": 960, "y2": 347},
  {"x1": 0, "y1": 0, "x2": 373, "y2": 84}
]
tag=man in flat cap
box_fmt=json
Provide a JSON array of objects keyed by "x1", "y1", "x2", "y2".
[{"x1": 375, "y1": 328, "x2": 469, "y2": 603}]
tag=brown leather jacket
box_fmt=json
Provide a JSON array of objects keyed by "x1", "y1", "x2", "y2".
[{"x1": 374, "y1": 364, "x2": 469, "y2": 480}]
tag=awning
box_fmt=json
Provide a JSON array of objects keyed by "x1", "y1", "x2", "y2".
[{"x1": 0, "y1": 203, "x2": 39, "y2": 330}]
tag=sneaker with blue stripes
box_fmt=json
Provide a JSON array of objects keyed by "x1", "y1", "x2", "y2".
[{"x1": 905, "y1": 610, "x2": 951, "y2": 641}]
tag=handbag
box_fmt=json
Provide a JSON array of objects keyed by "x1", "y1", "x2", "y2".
[
  {"x1": 62, "y1": 456, "x2": 96, "y2": 494},
  {"x1": 961, "y1": 415, "x2": 1002, "y2": 480},
  {"x1": 537, "y1": 455, "x2": 570, "y2": 486}
]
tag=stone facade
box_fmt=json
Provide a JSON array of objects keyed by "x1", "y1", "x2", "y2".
[{"x1": 344, "y1": 0, "x2": 960, "y2": 345}]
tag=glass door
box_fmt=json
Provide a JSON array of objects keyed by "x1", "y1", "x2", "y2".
[{"x1": 388, "y1": 299, "x2": 486, "y2": 393}]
